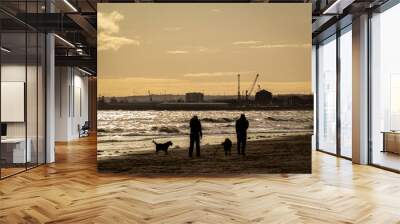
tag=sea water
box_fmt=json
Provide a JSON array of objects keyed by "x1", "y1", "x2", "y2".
[{"x1": 97, "y1": 110, "x2": 313, "y2": 158}]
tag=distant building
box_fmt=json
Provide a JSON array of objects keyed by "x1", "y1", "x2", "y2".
[
  {"x1": 110, "y1": 97, "x2": 118, "y2": 103},
  {"x1": 272, "y1": 94, "x2": 313, "y2": 107},
  {"x1": 255, "y1": 89, "x2": 273, "y2": 105},
  {"x1": 98, "y1": 96, "x2": 105, "y2": 104},
  {"x1": 185, "y1": 92, "x2": 204, "y2": 102}
]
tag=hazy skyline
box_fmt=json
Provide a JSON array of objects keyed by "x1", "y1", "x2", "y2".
[{"x1": 98, "y1": 4, "x2": 311, "y2": 96}]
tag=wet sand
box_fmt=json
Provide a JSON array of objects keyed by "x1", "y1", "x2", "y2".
[{"x1": 97, "y1": 134, "x2": 312, "y2": 175}]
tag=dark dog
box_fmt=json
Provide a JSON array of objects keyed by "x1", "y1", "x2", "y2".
[
  {"x1": 221, "y1": 138, "x2": 232, "y2": 156},
  {"x1": 153, "y1": 140, "x2": 173, "y2": 154}
]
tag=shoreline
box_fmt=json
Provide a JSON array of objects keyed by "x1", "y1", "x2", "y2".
[
  {"x1": 98, "y1": 134, "x2": 312, "y2": 175},
  {"x1": 97, "y1": 131, "x2": 313, "y2": 158}
]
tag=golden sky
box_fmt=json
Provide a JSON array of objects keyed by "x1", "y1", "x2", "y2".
[{"x1": 98, "y1": 3, "x2": 311, "y2": 96}]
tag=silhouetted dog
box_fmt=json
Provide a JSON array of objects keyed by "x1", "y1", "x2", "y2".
[
  {"x1": 153, "y1": 140, "x2": 173, "y2": 154},
  {"x1": 221, "y1": 138, "x2": 232, "y2": 156}
]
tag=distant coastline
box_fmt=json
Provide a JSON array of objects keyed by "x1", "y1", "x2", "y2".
[
  {"x1": 98, "y1": 94, "x2": 313, "y2": 111},
  {"x1": 98, "y1": 102, "x2": 313, "y2": 111}
]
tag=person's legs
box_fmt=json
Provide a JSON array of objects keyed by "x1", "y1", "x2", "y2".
[
  {"x1": 237, "y1": 138, "x2": 241, "y2": 155},
  {"x1": 241, "y1": 138, "x2": 246, "y2": 155},
  {"x1": 189, "y1": 136, "x2": 194, "y2": 157},
  {"x1": 195, "y1": 138, "x2": 200, "y2": 157}
]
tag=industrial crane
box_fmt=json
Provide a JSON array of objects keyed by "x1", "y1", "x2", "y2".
[
  {"x1": 245, "y1": 73, "x2": 259, "y2": 102},
  {"x1": 237, "y1": 74, "x2": 241, "y2": 102},
  {"x1": 148, "y1": 90, "x2": 152, "y2": 102}
]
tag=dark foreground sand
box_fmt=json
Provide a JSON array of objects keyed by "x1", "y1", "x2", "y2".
[{"x1": 98, "y1": 134, "x2": 312, "y2": 175}]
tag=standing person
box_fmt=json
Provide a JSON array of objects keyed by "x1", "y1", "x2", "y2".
[
  {"x1": 189, "y1": 115, "x2": 202, "y2": 157},
  {"x1": 235, "y1": 114, "x2": 249, "y2": 155}
]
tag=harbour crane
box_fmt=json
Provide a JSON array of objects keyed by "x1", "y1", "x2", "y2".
[
  {"x1": 245, "y1": 73, "x2": 260, "y2": 102},
  {"x1": 148, "y1": 90, "x2": 152, "y2": 102},
  {"x1": 237, "y1": 74, "x2": 241, "y2": 102}
]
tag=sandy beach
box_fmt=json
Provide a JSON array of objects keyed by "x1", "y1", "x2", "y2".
[{"x1": 98, "y1": 134, "x2": 311, "y2": 175}]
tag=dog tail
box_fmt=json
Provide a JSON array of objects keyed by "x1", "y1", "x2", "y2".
[{"x1": 152, "y1": 140, "x2": 157, "y2": 144}]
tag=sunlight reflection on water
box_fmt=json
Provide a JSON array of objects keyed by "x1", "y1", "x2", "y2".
[{"x1": 97, "y1": 110, "x2": 313, "y2": 157}]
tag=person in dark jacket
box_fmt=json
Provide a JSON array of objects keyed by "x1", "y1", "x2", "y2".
[
  {"x1": 189, "y1": 115, "x2": 202, "y2": 157},
  {"x1": 235, "y1": 114, "x2": 249, "y2": 155}
]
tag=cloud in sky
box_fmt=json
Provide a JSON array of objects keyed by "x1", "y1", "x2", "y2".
[
  {"x1": 98, "y1": 4, "x2": 311, "y2": 96},
  {"x1": 183, "y1": 71, "x2": 253, "y2": 78},
  {"x1": 232, "y1": 40, "x2": 263, "y2": 45},
  {"x1": 194, "y1": 46, "x2": 219, "y2": 53},
  {"x1": 98, "y1": 11, "x2": 140, "y2": 51},
  {"x1": 250, "y1": 43, "x2": 311, "y2": 49},
  {"x1": 100, "y1": 77, "x2": 185, "y2": 82},
  {"x1": 232, "y1": 41, "x2": 310, "y2": 49},
  {"x1": 98, "y1": 33, "x2": 139, "y2": 51},
  {"x1": 166, "y1": 50, "x2": 189, "y2": 54}
]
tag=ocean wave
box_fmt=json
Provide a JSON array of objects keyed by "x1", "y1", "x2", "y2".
[
  {"x1": 202, "y1": 117, "x2": 235, "y2": 123},
  {"x1": 97, "y1": 127, "x2": 125, "y2": 133},
  {"x1": 121, "y1": 132, "x2": 144, "y2": 137},
  {"x1": 152, "y1": 126, "x2": 181, "y2": 134},
  {"x1": 97, "y1": 139, "x2": 129, "y2": 143},
  {"x1": 266, "y1": 116, "x2": 312, "y2": 123}
]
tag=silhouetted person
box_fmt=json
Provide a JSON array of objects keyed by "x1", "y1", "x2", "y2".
[
  {"x1": 221, "y1": 138, "x2": 232, "y2": 156},
  {"x1": 189, "y1": 115, "x2": 202, "y2": 157},
  {"x1": 236, "y1": 114, "x2": 249, "y2": 155}
]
